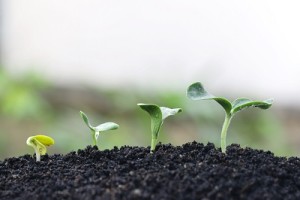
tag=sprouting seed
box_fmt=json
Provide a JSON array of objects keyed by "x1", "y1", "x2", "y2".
[
  {"x1": 80, "y1": 111, "x2": 119, "y2": 147},
  {"x1": 26, "y1": 135, "x2": 55, "y2": 162}
]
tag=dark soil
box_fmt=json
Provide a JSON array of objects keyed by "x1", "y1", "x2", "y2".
[{"x1": 1, "y1": 142, "x2": 300, "y2": 200}]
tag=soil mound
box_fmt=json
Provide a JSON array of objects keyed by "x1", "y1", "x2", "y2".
[{"x1": 1, "y1": 142, "x2": 300, "y2": 199}]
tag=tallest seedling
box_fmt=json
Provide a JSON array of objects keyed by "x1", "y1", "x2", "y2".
[{"x1": 187, "y1": 82, "x2": 273, "y2": 153}]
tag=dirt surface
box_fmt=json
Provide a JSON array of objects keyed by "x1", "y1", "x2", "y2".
[{"x1": 1, "y1": 142, "x2": 300, "y2": 200}]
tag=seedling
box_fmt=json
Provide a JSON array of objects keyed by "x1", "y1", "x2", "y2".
[
  {"x1": 138, "y1": 103, "x2": 182, "y2": 152},
  {"x1": 80, "y1": 111, "x2": 119, "y2": 147},
  {"x1": 187, "y1": 82, "x2": 273, "y2": 153},
  {"x1": 26, "y1": 135, "x2": 55, "y2": 162}
]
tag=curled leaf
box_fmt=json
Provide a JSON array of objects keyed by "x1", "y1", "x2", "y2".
[{"x1": 187, "y1": 82, "x2": 232, "y2": 115}]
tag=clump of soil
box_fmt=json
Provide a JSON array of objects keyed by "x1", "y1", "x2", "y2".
[{"x1": 1, "y1": 142, "x2": 300, "y2": 200}]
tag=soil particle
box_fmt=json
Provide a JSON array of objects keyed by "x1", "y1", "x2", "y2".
[{"x1": 1, "y1": 142, "x2": 300, "y2": 200}]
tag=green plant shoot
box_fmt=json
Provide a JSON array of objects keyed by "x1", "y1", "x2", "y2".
[
  {"x1": 187, "y1": 82, "x2": 273, "y2": 153},
  {"x1": 80, "y1": 111, "x2": 119, "y2": 147},
  {"x1": 26, "y1": 135, "x2": 55, "y2": 162},
  {"x1": 138, "y1": 103, "x2": 182, "y2": 153}
]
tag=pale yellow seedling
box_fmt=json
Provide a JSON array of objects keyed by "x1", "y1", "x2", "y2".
[{"x1": 26, "y1": 135, "x2": 55, "y2": 161}]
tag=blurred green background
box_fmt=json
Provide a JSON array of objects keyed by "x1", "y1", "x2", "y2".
[
  {"x1": 2, "y1": 1, "x2": 300, "y2": 160},
  {"x1": 0, "y1": 67, "x2": 299, "y2": 160}
]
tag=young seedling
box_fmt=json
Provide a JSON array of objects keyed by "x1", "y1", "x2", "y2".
[
  {"x1": 138, "y1": 103, "x2": 182, "y2": 153},
  {"x1": 80, "y1": 111, "x2": 119, "y2": 147},
  {"x1": 26, "y1": 135, "x2": 55, "y2": 162},
  {"x1": 187, "y1": 82, "x2": 273, "y2": 153}
]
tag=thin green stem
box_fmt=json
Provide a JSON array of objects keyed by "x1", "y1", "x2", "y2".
[
  {"x1": 150, "y1": 137, "x2": 157, "y2": 153},
  {"x1": 221, "y1": 114, "x2": 232, "y2": 153},
  {"x1": 92, "y1": 131, "x2": 98, "y2": 147}
]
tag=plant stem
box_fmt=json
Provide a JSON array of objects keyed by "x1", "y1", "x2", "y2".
[
  {"x1": 34, "y1": 147, "x2": 41, "y2": 162},
  {"x1": 150, "y1": 137, "x2": 157, "y2": 153},
  {"x1": 221, "y1": 114, "x2": 232, "y2": 153},
  {"x1": 92, "y1": 131, "x2": 98, "y2": 147}
]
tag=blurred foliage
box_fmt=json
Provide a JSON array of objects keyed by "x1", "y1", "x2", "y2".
[
  {"x1": 0, "y1": 69, "x2": 51, "y2": 119},
  {"x1": 0, "y1": 68, "x2": 298, "y2": 159}
]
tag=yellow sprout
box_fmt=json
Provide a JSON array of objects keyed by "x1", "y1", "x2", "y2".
[{"x1": 26, "y1": 135, "x2": 55, "y2": 161}]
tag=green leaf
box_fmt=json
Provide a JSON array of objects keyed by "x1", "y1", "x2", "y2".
[
  {"x1": 137, "y1": 103, "x2": 162, "y2": 139},
  {"x1": 94, "y1": 122, "x2": 119, "y2": 132},
  {"x1": 80, "y1": 111, "x2": 94, "y2": 131},
  {"x1": 34, "y1": 135, "x2": 55, "y2": 146},
  {"x1": 187, "y1": 82, "x2": 232, "y2": 115},
  {"x1": 160, "y1": 107, "x2": 182, "y2": 120},
  {"x1": 231, "y1": 98, "x2": 273, "y2": 115}
]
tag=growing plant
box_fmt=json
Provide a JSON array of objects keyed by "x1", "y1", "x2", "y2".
[
  {"x1": 26, "y1": 135, "x2": 55, "y2": 161},
  {"x1": 187, "y1": 82, "x2": 273, "y2": 153},
  {"x1": 138, "y1": 103, "x2": 182, "y2": 152},
  {"x1": 80, "y1": 111, "x2": 119, "y2": 147}
]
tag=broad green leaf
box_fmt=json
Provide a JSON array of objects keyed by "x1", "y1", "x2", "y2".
[
  {"x1": 94, "y1": 122, "x2": 119, "y2": 132},
  {"x1": 187, "y1": 82, "x2": 232, "y2": 115},
  {"x1": 231, "y1": 98, "x2": 273, "y2": 115},
  {"x1": 160, "y1": 107, "x2": 182, "y2": 120},
  {"x1": 80, "y1": 111, "x2": 93, "y2": 130},
  {"x1": 138, "y1": 103, "x2": 162, "y2": 139}
]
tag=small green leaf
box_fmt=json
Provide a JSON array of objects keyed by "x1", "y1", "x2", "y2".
[
  {"x1": 160, "y1": 107, "x2": 182, "y2": 120},
  {"x1": 80, "y1": 111, "x2": 93, "y2": 130},
  {"x1": 231, "y1": 98, "x2": 273, "y2": 115},
  {"x1": 187, "y1": 82, "x2": 232, "y2": 115},
  {"x1": 187, "y1": 82, "x2": 215, "y2": 100},
  {"x1": 94, "y1": 122, "x2": 119, "y2": 132}
]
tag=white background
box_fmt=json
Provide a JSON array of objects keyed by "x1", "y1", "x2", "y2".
[{"x1": 2, "y1": 1, "x2": 300, "y2": 105}]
